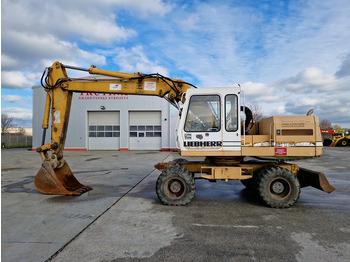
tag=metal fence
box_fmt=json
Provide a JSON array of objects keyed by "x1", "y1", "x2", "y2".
[{"x1": 1, "y1": 134, "x2": 32, "y2": 148}]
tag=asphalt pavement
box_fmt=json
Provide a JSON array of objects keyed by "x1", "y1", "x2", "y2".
[{"x1": 1, "y1": 147, "x2": 350, "y2": 262}]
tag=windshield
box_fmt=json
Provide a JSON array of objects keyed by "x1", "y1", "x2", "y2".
[{"x1": 184, "y1": 95, "x2": 221, "y2": 132}]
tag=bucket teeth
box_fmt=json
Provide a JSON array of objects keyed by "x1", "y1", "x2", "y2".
[{"x1": 34, "y1": 160, "x2": 92, "y2": 195}]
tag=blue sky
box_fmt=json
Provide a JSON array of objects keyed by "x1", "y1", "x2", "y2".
[{"x1": 2, "y1": 0, "x2": 350, "y2": 127}]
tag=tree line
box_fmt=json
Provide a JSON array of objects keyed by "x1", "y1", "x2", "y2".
[
  {"x1": 1, "y1": 114, "x2": 26, "y2": 135},
  {"x1": 319, "y1": 119, "x2": 349, "y2": 133}
]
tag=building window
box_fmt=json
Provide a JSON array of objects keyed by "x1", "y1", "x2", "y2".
[
  {"x1": 89, "y1": 125, "x2": 120, "y2": 137},
  {"x1": 129, "y1": 125, "x2": 162, "y2": 138}
]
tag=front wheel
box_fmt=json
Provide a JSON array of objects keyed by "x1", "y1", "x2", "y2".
[
  {"x1": 156, "y1": 165, "x2": 195, "y2": 206},
  {"x1": 337, "y1": 139, "x2": 349, "y2": 147},
  {"x1": 257, "y1": 167, "x2": 300, "y2": 208},
  {"x1": 240, "y1": 177, "x2": 258, "y2": 191}
]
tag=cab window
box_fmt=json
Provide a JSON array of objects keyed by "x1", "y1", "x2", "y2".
[
  {"x1": 225, "y1": 95, "x2": 238, "y2": 132},
  {"x1": 185, "y1": 95, "x2": 221, "y2": 132}
]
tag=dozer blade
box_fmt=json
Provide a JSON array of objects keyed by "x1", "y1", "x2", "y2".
[
  {"x1": 298, "y1": 167, "x2": 335, "y2": 193},
  {"x1": 34, "y1": 160, "x2": 92, "y2": 195}
]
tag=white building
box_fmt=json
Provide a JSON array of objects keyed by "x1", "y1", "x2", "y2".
[{"x1": 32, "y1": 86, "x2": 178, "y2": 151}]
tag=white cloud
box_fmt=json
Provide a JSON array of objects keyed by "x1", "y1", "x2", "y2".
[
  {"x1": 2, "y1": 95, "x2": 31, "y2": 106},
  {"x1": 279, "y1": 68, "x2": 338, "y2": 93},
  {"x1": 103, "y1": 0, "x2": 172, "y2": 17},
  {"x1": 242, "y1": 82, "x2": 280, "y2": 102},
  {"x1": 282, "y1": 91, "x2": 350, "y2": 125},
  {"x1": 62, "y1": 13, "x2": 136, "y2": 46},
  {"x1": 241, "y1": 66, "x2": 349, "y2": 125},
  {"x1": 3, "y1": 31, "x2": 106, "y2": 70},
  {"x1": 336, "y1": 53, "x2": 350, "y2": 78},
  {"x1": 1, "y1": 71, "x2": 39, "y2": 89},
  {"x1": 178, "y1": 14, "x2": 201, "y2": 31},
  {"x1": 2, "y1": 0, "x2": 173, "y2": 88},
  {"x1": 259, "y1": 0, "x2": 350, "y2": 81},
  {"x1": 1, "y1": 54, "x2": 21, "y2": 70},
  {"x1": 3, "y1": 95, "x2": 22, "y2": 103},
  {"x1": 276, "y1": 105, "x2": 286, "y2": 115},
  {"x1": 3, "y1": 0, "x2": 137, "y2": 46},
  {"x1": 2, "y1": 31, "x2": 106, "y2": 89},
  {"x1": 2, "y1": 107, "x2": 32, "y2": 121},
  {"x1": 113, "y1": 46, "x2": 169, "y2": 75},
  {"x1": 295, "y1": 97, "x2": 324, "y2": 107}
]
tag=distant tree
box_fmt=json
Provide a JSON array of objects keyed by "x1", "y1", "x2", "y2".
[
  {"x1": 333, "y1": 124, "x2": 343, "y2": 133},
  {"x1": 18, "y1": 127, "x2": 26, "y2": 135},
  {"x1": 1, "y1": 114, "x2": 14, "y2": 134},
  {"x1": 249, "y1": 101, "x2": 266, "y2": 122},
  {"x1": 320, "y1": 119, "x2": 333, "y2": 130}
]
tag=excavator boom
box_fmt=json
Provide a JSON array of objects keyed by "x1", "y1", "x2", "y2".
[{"x1": 35, "y1": 61, "x2": 192, "y2": 195}]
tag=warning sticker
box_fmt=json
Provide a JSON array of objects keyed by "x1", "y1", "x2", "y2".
[
  {"x1": 110, "y1": 84, "x2": 122, "y2": 91},
  {"x1": 274, "y1": 147, "x2": 287, "y2": 156},
  {"x1": 144, "y1": 81, "x2": 156, "y2": 91},
  {"x1": 53, "y1": 110, "x2": 60, "y2": 124}
]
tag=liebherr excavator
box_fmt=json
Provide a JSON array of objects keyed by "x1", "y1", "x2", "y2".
[{"x1": 35, "y1": 61, "x2": 334, "y2": 208}]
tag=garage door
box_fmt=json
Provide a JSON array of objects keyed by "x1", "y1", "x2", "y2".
[
  {"x1": 88, "y1": 111, "x2": 120, "y2": 150},
  {"x1": 129, "y1": 111, "x2": 161, "y2": 150}
]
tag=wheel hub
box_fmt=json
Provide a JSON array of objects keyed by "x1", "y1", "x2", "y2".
[
  {"x1": 268, "y1": 177, "x2": 292, "y2": 200},
  {"x1": 164, "y1": 177, "x2": 187, "y2": 199},
  {"x1": 272, "y1": 181, "x2": 284, "y2": 194},
  {"x1": 169, "y1": 181, "x2": 182, "y2": 193}
]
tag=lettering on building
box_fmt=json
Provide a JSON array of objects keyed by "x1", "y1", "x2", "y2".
[{"x1": 78, "y1": 93, "x2": 129, "y2": 100}]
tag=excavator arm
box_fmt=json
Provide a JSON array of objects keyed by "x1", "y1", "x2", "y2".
[{"x1": 34, "y1": 61, "x2": 192, "y2": 195}]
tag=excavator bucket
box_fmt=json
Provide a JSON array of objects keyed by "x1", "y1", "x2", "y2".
[
  {"x1": 298, "y1": 167, "x2": 335, "y2": 193},
  {"x1": 34, "y1": 159, "x2": 92, "y2": 195}
]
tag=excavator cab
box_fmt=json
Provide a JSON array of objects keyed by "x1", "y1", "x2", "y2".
[{"x1": 179, "y1": 87, "x2": 242, "y2": 155}]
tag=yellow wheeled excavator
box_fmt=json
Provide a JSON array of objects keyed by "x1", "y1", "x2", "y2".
[{"x1": 35, "y1": 61, "x2": 335, "y2": 208}]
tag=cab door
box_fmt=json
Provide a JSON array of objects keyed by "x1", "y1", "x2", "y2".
[
  {"x1": 181, "y1": 94, "x2": 222, "y2": 150},
  {"x1": 222, "y1": 94, "x2": 241, "y2": 151}
]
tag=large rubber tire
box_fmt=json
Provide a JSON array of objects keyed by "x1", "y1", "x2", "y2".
[
  {"x1": 171, "y1": 158, "x2": 189, "y2": 164},
  {"x1": 323, "y1": 139, "x2": 332, "y2": 146},
  {"x1": 337, "y1": 139, "x2": 348, "y2": 147},
  {"x1": 256, "y1": 167, "x2": 300, "y2": 208},
  {"x1": 240, "y1": 176, "x2": 258, "y2": 191},
  {"x1": 240, "y1": 179, "x2": 254, "y2": 189},
  {"x1": 156, "y1": 165, "x2": 195, "y2": 206}
]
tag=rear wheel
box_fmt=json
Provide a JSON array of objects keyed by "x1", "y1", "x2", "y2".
[
  {"x1": 256, "y1": 167, "x2": 300, "y2": 208},
  {"x1": 156, "y1": 165, "x2": 195, "y2": 206}
]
